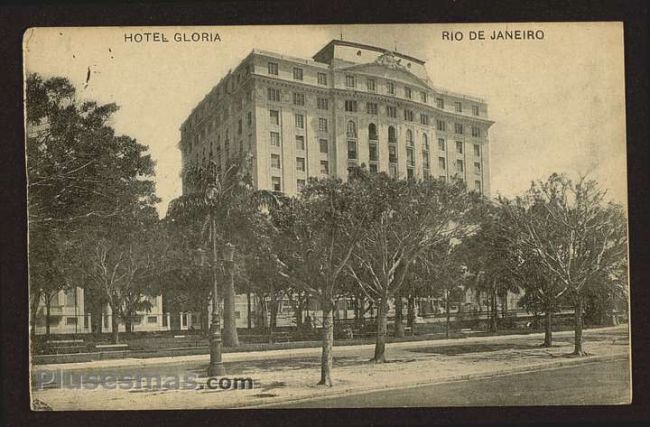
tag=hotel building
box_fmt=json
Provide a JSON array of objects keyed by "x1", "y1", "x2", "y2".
[{"x1": 179, "y1": 39, "x2": 494, "y2": 196}]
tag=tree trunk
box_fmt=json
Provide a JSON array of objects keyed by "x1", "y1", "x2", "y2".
[
  {"x1": 111, "y1": 311, "x2": 119, "y2": 344},
  {"x1": 490, "y1": 287, "x2": 498, "y2": 332},
  {"x1": 445, "y1": 289, "x2": 451, "y2": 338},
  {"x1": 573, "y1": 296, "x2": 586, "y2": 356},
  {"x1": 247, "y1": 292, "x2": 252, "y2": 330},
  {"x1": 542, "y1": 310, "x2": 553, "y2": 347},
  {"x1": 407, "y1": 295, "x2": 416, "y2": 329},
  {"x1": 394, "y1": 296, "x2": 405, "y2": 338},
  {"x1": 45, "y1": 297, "x2": 52, "y2": 337},
  {"x1": 294, "y1": 297, "x2": 303, "y2": 330},
  {"x1": 222, "y1": 248, "x2": 239, "y2": 347},
  {"x1": 318, "y1": 300, "x2": 334, "y2": 386},
  {"x1": 373, "y1": 297, "x2": 389, "y2": 363}
]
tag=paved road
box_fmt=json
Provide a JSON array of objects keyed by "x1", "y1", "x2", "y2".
[{"x1": 268, "y1": 358, "x2": 630, "y2": 407}]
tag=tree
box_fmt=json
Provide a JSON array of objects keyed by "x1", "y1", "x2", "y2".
[
  {"x1": 25, "y1": 74, "x2": 159, "y2": 340},
  {"x1": 416, "y1": 239, "x2": 466, "y2": 338},
  {"x1": 348, "y1": 171, "x2": 476, "y2": 362},
  {"x1": 166, "y1": 156, "x2": 269, "y2": 347},
  {"x1": 270, "y1": 175, "x2": 374, "y2": 386},
  {"x1": 501, "y1": 175, "x2": 628, "y2": 355},
  {"x1": 459, "y1": 204, "x2": 521, "y2": 333}
]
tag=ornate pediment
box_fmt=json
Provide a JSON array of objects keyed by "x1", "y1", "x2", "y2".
[{"x1": 339, "y1": 53, "x2": 431, "y2": 89}]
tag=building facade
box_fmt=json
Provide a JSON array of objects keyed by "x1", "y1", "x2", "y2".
[{"x1": 179, "y1": 40, "x2": 493, "y2": 195}]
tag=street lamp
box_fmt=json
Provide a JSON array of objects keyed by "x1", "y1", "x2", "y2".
[{"x1": 196, "y1": 245, "x2": 226, "y2": 377}]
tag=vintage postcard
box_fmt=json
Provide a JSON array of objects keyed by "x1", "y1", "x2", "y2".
[{"x1": 24, "y1": 23, "x2": 630, "y2": 410}]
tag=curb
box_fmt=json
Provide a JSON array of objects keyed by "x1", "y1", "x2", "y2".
[{"x1": 233, "y1": 352, "x2": 629, "y2": 409}]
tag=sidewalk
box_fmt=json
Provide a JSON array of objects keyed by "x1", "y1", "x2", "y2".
[{"x1": 32, "y1": 325, "x2": 630, "y2": 410}]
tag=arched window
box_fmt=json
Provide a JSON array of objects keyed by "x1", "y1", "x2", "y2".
[
  {"x1": 406, "y1": 129, "x2": 414, "y2": 146},
  {"x1": 347, "y1": 121, "x2": 357, "y2": 138},
  {"x1": 368, "y1": 123, "x2": 378, "y2": 140},
  {"x1": 422, "y1": 133, "x2": 429, "y2": 151},
  {"x1": 388, "y1": 126, "x2": 396, "y2": 143}
]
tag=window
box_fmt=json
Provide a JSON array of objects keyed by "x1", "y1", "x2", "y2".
[
  {"x1": 472, "y1": 105, "x2": 480, "y2": 116},
  {"x1": 474, "y1": 161, "x2": 481, "y2": 174},
  {"x1": 267, "y1": 88, "x2": 280, "y2": 102},
  {"x1": 404, "y1": 109, "x2": 414, "y2": 121},
  {"x1": 271, "y1": 154, "x2": 281, "y2": 169},
  {"x1": 475, "y1": 180, "x2": 482, "y2": 193},
  {"x1": 439, "y1": 175, "x2": 447, "y2": 183},
  {"x1": 420, "y1": 114, "x2": 429, "y2": 125},
  {"x1": 366, "y1": 102, "x2": 378, "y2": 115},
  {"x1": 389, "y1": 163, "x2": 398, "y2": 178},
  {"x1": 368, "y1": 123, "x2": 378, "y2": 140},
  {"x1": 439, "y1": 157, "x2": 446, "y2": 170},
  {"x1": 366, "y1": 78, "x2": 376, "y2": 91},
  {"x1": 423, "y1": 151, "x2": 430, "y2": 168},
  {"x1": 407, "y1": 148, "x2": 415, "y2": 167},
  {"x1": 293, "y1": 92, "x2": 305, "y2": 106},
  {"x1": 369, "y1": 143, "x2": 378, "y2": 161},
  {"x1": 318, "y1": 118, "x2": 328, "y2": 132},
  {"x1": 455, "y1": 123, "x2": 464, "y2": 134},
  {"x1": 389, "y1": 145, "x2": 398, "y2": 163},
  {"x1": 454, "y1": 101, "x2": 462, "y2": 112},
  {"x1": 345, "y1": 75, "x2": 355, "y2": 88},
  {"x1": 268, "y1": 62, "x2": 278, "y2": 75},
  {"x1": 388, "y1": 126, "x2": 397, "y2": 143},
  {"x1": 345, "y1": 100, "x2": 358, "y2": 112},
  {"x1": 436, "y1": 97, "x2": 444, "y2": 109},
  {"x1": 437, "y1": 120, "x2": 446, "y2": 131},
  {"x1": 320, "y1": 160, "x2": 329, "y2": 175},
  {"x1": 369, "y1": 164, "x2": 378, "y2": 173},
  {"x1": 247, "y1": 111, "x2": 252, "y2": 126},
  {"x1": 472, "y1": 126, "x2": 481, "y2": 137},
  {"x1": 65, "y1": 289, "x2": 75, "y2": 306},
  {"x1": 318, "y1": 72, "x2": 328, "y2": 85},
  {"x1": 404, "y1": 86, "x2": 412, "y2": 99},
  {"x1": 319, "y1": 139, "x2": 328, "y2": 153},
  {"x1": 317, "y1": 97, "x2": 329, "y2": 110},
  {"x1": 406, "y1": 129, "x2": 414, "y2": 146},
  {"x1": 438, "y1": 138, "x2": 445, "y2": 151},
  {"x1": 346, "y1": 121, "x2": 357, "y2": 138},
  {"x1": 407, "y1": 168, "x2": 415, "y2": 180},
  {"x1": 456, "y1": 159, "x2": 464, "y2": 172},
  {"x1": 296, "y1": 157, "x2": 305, "y2": 171},
  {"x1": 295, "y1": 113, "x2": 304, "y2": 129},
  {"x1": 293, "y1": 67, "x2": 303, "y2": 80},
  {"x1": 270, "y1": 110, "x2": 279, "y2": 125},
  {"x1": 148, "y1": 316, "x2": 158, "y2": 324},
  {"x1": 238, "y1": 119, "x2": 242, "y2": 134},
  {"x1": 66, "y1": 317, "x2": 77, "y2": 325},
  {"x1": 386, "y1": 106, "x2": 397, "y2": 118},
  {"x1": 270, "y1": 132, "x2": 280, "y2": 147},
  {"x1": 347, "y1": 141, "x2": 357, "y2": 160},
  {"x1": 295, "y1": 135, "x2": 305, "y2": 151},
  {"x1": 422, "y1": 133, "x2": 429, "y2": 151},
  {"x1": 387, "y1": 82, "x2": 395, "y2": 94},
  {"x1": 474, "y1": 144, "x2": 481, "y2": 157},
  {"x1": 272, "y1": 176, "x2": 281, "y2": 192},
  {"x1": 456, "y1": 141, "x2": 463, "y2": 154},
  {"x1": 420, "y1": 92, "x2": 428, "y2": 103},
  {"x1": 297, "y1": 179, "x2": 306, "y2": 192}
]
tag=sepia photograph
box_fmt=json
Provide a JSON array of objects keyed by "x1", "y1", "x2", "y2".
[{"x1": 23, "y1": 23, "x2": 631, "y2": 410}]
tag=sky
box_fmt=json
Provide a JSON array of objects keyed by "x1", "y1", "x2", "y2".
[{"x1": 23, "y1": 23, "x2": 627, "y2": 217}]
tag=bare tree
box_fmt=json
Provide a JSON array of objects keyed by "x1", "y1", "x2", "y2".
[
  {"x1": 501, "y1": 175, "x2": 627, "y2": 355},
  {"x1": 348, "y1": 173, "x2": 476, "y2": 362}
]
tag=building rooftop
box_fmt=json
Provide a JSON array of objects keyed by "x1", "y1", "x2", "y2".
[{"x1": 312, "y1": 39, "x2": 426, "y2": 65}]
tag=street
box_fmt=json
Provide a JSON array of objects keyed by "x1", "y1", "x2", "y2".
[{"x1": 269, "y1": 359, "x2": 630, "y2": 407}]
